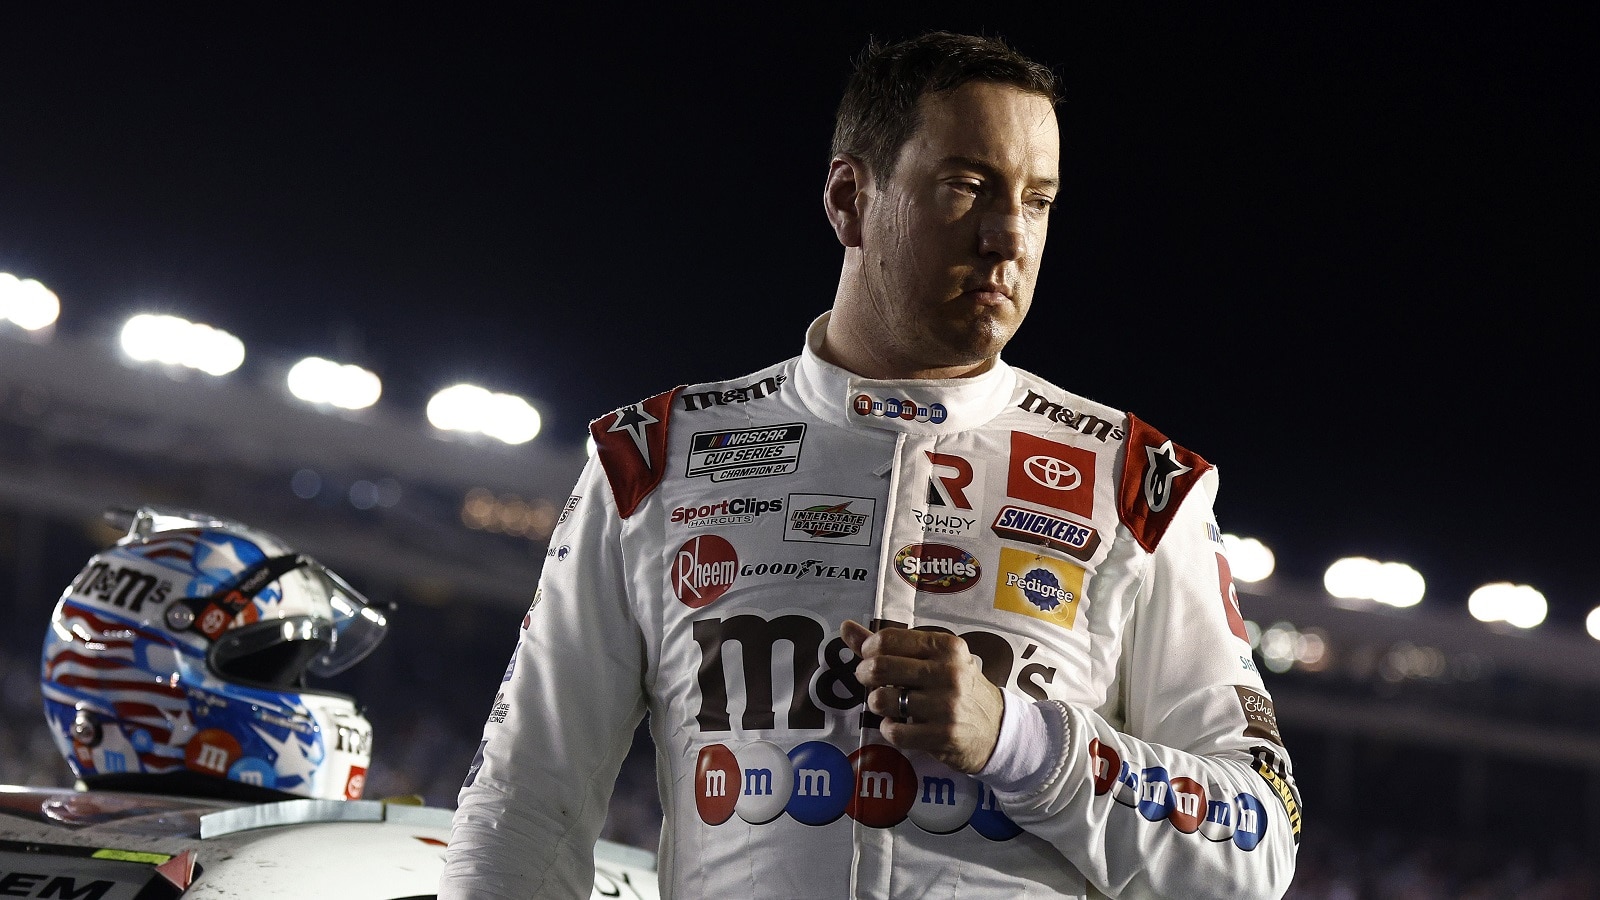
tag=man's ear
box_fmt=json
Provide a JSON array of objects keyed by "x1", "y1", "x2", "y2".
[{"x1": 823, "y1": 155, "x2": 869, "y2": 248}]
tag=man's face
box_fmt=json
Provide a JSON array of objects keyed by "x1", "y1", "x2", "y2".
[{"x1": 856, "y1": 81, "x2": 1060, "y2": 374}]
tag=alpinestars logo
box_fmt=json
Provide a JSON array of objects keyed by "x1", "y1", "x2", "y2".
[
  {"x1": 1142, "y1": 440, "x2": 1192, "y2": 513},
  {"x1": 607, "y1": 402, "x2": 659, "y2": 466}
]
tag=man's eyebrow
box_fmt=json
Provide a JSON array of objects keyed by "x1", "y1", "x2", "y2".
[{"x1": 942, "y1": 156, "x2": 1060, "y2": 192}]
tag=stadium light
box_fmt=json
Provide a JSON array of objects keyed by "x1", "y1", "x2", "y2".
[
  {"x1": 1323, "y1": 556, "x2": 1425, "y2": 608},
  {"x1": 287, "y1": 356, "x2": 382, "y2": 410},
  {"x1": 119, "y1": 313, "x2": 245, "y2": 376},
  {"x1": 426, "y1": 383, "x2": 541, "y2": 445},
  {"x1": 1222, "y1": 534, "x2": 1275, "y2": 582},
  {"x1": 0, "y1": 273, "x2": 61, "y2": 331},
  {"x1": 1468, "y1": 582, "x2": 1547, "y2": 629}
]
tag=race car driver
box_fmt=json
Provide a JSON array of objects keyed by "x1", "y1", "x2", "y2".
[{"x1": 443, "y1": 30, "x2": 1301, "y2": 899}]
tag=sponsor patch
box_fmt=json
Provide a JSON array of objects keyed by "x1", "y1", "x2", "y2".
[
  {"x1": 924, "y1": 451, "x2": 978, "y2": 510},
  {"x1": 1234, "y1": 686, "x2": 1282, "y2": 745},
  {"x1": 345, "y1": 765, "x2": 367, "y2": 800},
  {"x1": 671, "y1": 496, "x2": 785, "y2": 529},
  {"x1": 852, "y1": 393, "x2": 949, "y2": 424},
  {"x1": 784, "y1": 494, "x2": 875, "y2": 545},
  {"x1": 737, "y1": 559, "x2": 868, "y2": 581},
  {"x1": 672, "y1": 535, "x2": 739, "y2": 608},
  {"x1": 1251, "y1": 746, "x2": 1302, "y2": 843},
  {"x1": 557, "y1": 494, "x2": 580, "y2": 526},
  {"x1": 1116, "y1": 414, "x2": 1212, "y2": 553},
  {"x1": 892, "y1": 543, "x2": 980, "y2": 593},
  {"x1": 1217, "y1": 552, "x2": 1249, "y2": 643},
  {"x1": 1005, "y1": 432, "x2": 1096, "y2": 518},
  {"x1": 1142, "y1": 440, "x2": 1192, "y2": 513},
  {"x1": 990, "y1": 504, "x2": 1100, "y2": 562},
  {"x1": 993, "y1": 547, "x2": 1084, "y2": 629},
  {"x1": 71, "y1": 560, "x2": 174, "y2": 614},
  {"x1": 681, "y1": 374, "x2": 787, "y2": 411},
  {"x1": 1015, "y1": 390, "x2": 1125, "y2": 442},
  {"x1": 911, "y1": 508, "x2": 978, "y2": 536},
  {"x1": 686, "y1": 423, "x2": 806, "y2": 482}
]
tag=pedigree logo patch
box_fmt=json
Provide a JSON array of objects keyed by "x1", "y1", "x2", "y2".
[{"x1": 992, "y1": 546, "x2": 1085, "y2": 630}]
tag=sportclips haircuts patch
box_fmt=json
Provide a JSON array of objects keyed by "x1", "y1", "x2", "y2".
[{"x1": 686, "y1": 424, "x2": 806, "y2": 482}]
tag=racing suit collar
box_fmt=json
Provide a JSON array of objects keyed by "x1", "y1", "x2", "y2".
[{"x1": 795, "y1": 312, "x2": 1018, "y2": 434}]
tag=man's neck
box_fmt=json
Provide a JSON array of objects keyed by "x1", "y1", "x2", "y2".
[{"x1": 817, "y1": 309, "x2": 998, "y2": 381}]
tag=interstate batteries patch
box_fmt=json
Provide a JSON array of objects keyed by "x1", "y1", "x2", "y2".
[{"x1": 686, "y1": 424, "x2": 806, "y2": 482}]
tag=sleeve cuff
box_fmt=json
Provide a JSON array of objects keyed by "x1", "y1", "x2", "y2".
[{"x1": 975, "y1": 689, "x2": 1053, "y2": 794}]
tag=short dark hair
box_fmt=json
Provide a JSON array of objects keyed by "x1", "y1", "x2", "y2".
[{"x1": 831, "y1": 31, "x2": 1062, "y2": 181}]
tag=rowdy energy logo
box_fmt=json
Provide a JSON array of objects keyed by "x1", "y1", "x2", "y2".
[
  {"x1": 893, "y1": 544, "x2": 980, "y2": 593},
  {"x1": 686, "y1": 424, "x2": 806, "y2": 482},
  {"x1": 993, "y1": 547, "x2": 1084, "y2": 629},
  {"x1": 784, "y1": 494, "x2": 875, "y2": 545},
  {"x1": 673, "y1": 536, "x2": 739, "y2": 608},
  {"x1": 695, "y1": 740, "x2": 1019, "y2": 840},
  {"x1": 1006, "y1": 432, "x2": 1096, "y2": 519},
  {"x1": 924, "y1": 452, "x2": 976, "y2": 509}
]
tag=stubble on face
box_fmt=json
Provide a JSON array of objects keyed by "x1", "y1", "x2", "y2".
[{"x1": 845, "y1": 82, "x2": 1060, "y2": 380}]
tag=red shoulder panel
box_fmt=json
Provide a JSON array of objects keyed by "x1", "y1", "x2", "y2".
[
  {"x1": 588, "y1": 387, "x2": 683, "y2": 518},
  {"x1": 1117, "y1": 412, "x2": 1213, "y2": 553}
]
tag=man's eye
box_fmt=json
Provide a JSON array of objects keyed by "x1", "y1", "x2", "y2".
[{"x1": 1028, "y1": 196, "x2": 1055, "y2": 211}]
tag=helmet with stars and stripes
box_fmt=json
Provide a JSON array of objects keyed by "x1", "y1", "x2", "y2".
[{"x1": 41, "y1": 506, "x2": 389, "y2": 801}]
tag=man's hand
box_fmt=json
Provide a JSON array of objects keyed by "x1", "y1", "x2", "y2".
[{"x1": 840, "y1": 619, "x2": 1004, "y2": 774}]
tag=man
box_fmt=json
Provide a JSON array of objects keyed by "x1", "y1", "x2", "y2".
[{"x1": 443, "y1": 31, "x2": 1301, "y2": 899}]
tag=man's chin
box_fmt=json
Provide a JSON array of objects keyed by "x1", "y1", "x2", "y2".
[{"x1": 938, "y1": 315, "x2": 1018, "y2": 363}]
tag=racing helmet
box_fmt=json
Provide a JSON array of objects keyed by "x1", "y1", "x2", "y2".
[{"x1": 41, "y1": 506, "x2": 390, "y2": 802}]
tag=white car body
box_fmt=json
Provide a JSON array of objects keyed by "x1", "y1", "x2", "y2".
[{"x1": 0, "y1": 785, "x2": 659, "y2": 899}]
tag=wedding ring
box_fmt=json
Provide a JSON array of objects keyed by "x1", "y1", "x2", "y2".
[{"x1": 897, "y1": 687, "x2": 911, "y2": 721}]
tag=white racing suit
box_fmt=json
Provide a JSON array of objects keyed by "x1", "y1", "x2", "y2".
[{"x1": 442, "y1": 314, "x2": 1301, "y2": 899}]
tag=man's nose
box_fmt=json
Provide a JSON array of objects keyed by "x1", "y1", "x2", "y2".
[{"x1": 978, "y1": 213, "x2": 1026, "y2": 260}]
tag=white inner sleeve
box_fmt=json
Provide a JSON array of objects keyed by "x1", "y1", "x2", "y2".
[{"x1": 975, "y1": 689, "x2": 1053, "y2": 794}]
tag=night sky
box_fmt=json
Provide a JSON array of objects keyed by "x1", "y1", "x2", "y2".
[{"x1": 2, "y1": 6, "x2": 1594, "y2": 622}]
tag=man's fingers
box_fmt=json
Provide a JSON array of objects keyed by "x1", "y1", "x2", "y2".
[
  {"x1": 842, "y1": 623, "x2": 973, "y2": 665},
  {"x1": 839, "y1": 619, "x2": 872, "y2": 655}
]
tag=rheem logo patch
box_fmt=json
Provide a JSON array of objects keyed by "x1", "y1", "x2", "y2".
[{"x1": 672, "y1": 535, "x2": 738, "y2": 608}]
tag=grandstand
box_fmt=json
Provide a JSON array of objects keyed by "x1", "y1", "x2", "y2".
[{"x1": 4, "y1": 321, "x2": 1599, "y2": 898}]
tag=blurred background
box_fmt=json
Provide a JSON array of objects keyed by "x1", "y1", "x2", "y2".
[{"x1": 2, "y1": 4, "x2": 1596, "y2": 897}]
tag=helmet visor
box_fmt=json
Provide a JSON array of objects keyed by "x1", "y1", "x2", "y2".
[{"x1": 306, "y1": 564, "x2": 389, "y2": 677}]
